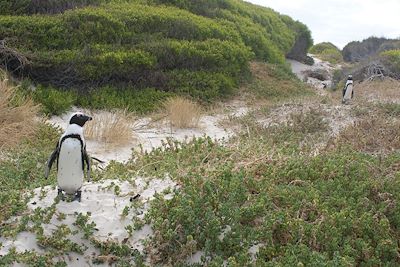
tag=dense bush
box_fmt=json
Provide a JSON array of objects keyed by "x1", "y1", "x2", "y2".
[
  {"x1": 309, "y1": 42, "x2": 337, "y2": 54},
  {"x1": 310, "y1": 42, "x2": 343, "y2": 64},
  {"x1": 283, "y1": 15, "x2": 313, "y2": 63},
  {"x1": 0, "y1": 4, "x2": 241, "y2": 51},
  {"x1": 0, "y1": 0, "x2": 107, "y2": 15},
  {"x1": 166, "y1": 70, "x2": 236, "y2": 101},
  {"x1": 30, "y1": 85, "x2": 77, "y2": 115},
  {"x1": 76, "y1": 86, "x2": 173, "y2": 114},
  {"x1": 151, "y1": 0, "x2": 308, "y2": 63},
  {"x1": 380, "y1": 49, "x2": 400, "y2": 76},
  {"x1": 140, "y1": 39, "x2": 253, "y2": 74}
]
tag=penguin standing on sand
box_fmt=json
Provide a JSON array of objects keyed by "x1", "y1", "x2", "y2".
[
  {"x1": 45, "y1": 112, "x2": 92, "y2": 202},
  {"x1": 342, "y1": 75, "x2": 354, "y2": 104}
]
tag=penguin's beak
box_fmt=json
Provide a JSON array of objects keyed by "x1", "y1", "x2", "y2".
[{"x1": 85, "y1": 115, "x2": 93, "y2": 122}]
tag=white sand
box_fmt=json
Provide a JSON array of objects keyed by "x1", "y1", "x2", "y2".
[{"x1": 0, "y1": 178, "x2": 176, "y2": 266}]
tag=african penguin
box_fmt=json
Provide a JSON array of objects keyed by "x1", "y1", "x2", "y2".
[
  {"x1": 342, "y1": 75, "x2": 354, "y2": 104},
  {"x1": 45, "y1": 112, "x2": 92, "y2": 202}
]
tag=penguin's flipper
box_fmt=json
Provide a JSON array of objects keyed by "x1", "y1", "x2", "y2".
[
  {"x1": 83, "y1": 149, "x2": 91, "y2": 182},
  {"x1": 45, "y1": 144, "x2": 59, "y2": 179}
]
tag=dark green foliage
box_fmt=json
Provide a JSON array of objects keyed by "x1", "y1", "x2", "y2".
[
  {"x1": 0, "y1": 0, "x2": 107, "y2": 15},
  {"x1": 0, "y1": 0, "x2": 312, "y2": 113}
]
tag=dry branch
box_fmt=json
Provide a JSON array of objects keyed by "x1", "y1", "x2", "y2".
[{"x1": 0, "y1": 40, "x2": 29, "y2": 75}]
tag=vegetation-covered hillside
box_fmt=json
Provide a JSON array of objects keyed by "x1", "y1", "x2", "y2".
[
  {"x1": 0, "y1": 0, "x2": 312, "y2": 114},
  {"x1": 342, "y1": 37, "x2": 400, "y2": 63}
]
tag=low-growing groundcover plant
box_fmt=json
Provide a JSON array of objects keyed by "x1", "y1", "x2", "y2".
[{"x1": 94, "y1": 109, "x2": 400, "y2": 266}]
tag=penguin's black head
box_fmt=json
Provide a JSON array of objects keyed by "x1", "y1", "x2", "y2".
[{"x1": 69, "y1": 113, "x2": 92, "y2": 127}]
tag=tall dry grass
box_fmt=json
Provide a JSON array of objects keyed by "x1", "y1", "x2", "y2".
[
  {"x1": 0, "y1": 77, "x2": 39, "y2": 149},
  {"x1": 84, "y1": 109, "x2": 134, "y2": 147},
  {"x1": 163, "y1": 97, "x2": 202, "y2": 128},
  {"x1": 356, "y1": 78, "x2": 400, "y2": 103}
]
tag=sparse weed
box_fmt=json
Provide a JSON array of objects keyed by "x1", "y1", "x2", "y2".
[{"x1": 74, "y1": 212, "x2": 98, "y2": 239}]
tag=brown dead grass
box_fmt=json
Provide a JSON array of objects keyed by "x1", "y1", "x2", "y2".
[
  {"x1": 327, "y1": 117, "x2": 400, "y2": 154},
  {"x1": 163, "y1": 97, "x2": 202, "y2": 128},
  {"x1": 355, "y1": 78, "x2": 400, "y2": 103},
  {"x1": 84, "y1": 109, "x2": 134, "y2": 147},
  {"x1": 0, "y1": 77, "x2": 39, "y2": 149}
]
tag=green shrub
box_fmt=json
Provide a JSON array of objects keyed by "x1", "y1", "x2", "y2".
[
  {"x1": 0, "y1": 0, "x2": 31, "y2": 15},
  {"x1": 216, "y1": 12, "x2": 285, "y2": 63},
  {"x1": 153, "y1": 0, "x2": 298, "y2": 55},
  {"x1": 310, "y1": 42, "x2": 343, "y2": 64},
  {"x1": 79, "y1": 49, "x2": 157, "y2": 80},
  {"x1": 30, "y1": 85, "x2": 77, "y2": 115},
  {"x1": 166, "y1": 70, "x2": 236, "y2": 101},
  {"x1": 140, "y1": 39, "x2": 253, "y2": 75},
  {"x1": 309, "y1": 42, "x2": 338, "y2": 54},
  {"x1": 76, "y1": 86, "x2": 173, "y2": 114},
  {"x1": 380, "y1": 49, "x2": 400, "y2": 75}
]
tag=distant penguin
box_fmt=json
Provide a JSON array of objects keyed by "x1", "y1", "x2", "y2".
[
  {"x1": 45, "y1": 112, "x2": 92, "y2": 202},
  {"x1": 342, "y1": 75, "x2": 354, "y2": 104}
]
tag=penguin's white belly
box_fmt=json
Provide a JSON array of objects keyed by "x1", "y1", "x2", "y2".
[
  {"x1": 343, "y1": 84, "x2": 353, "y2": 101},
  {"x1": 57, "y1": 138, "x2": 84, "y2": 194}
]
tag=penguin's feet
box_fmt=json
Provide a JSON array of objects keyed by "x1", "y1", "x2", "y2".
[
  {"x1": 74, "y1": 190, "x2": 82, "y2": 202},
  {"x1": 57, "y1": 188, "x2": 65, "y2": 201}
]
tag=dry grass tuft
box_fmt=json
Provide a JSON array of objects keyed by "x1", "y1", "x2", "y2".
[
  {"x1": 0, "y1": 77, "x2": 39, "y2": 149},
  {"x1": 163, "y1": 97, "x2": 202, "y2": 128},
  {"x1": 84, "y1": 109, "x2": 134, "y2": 147}
]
